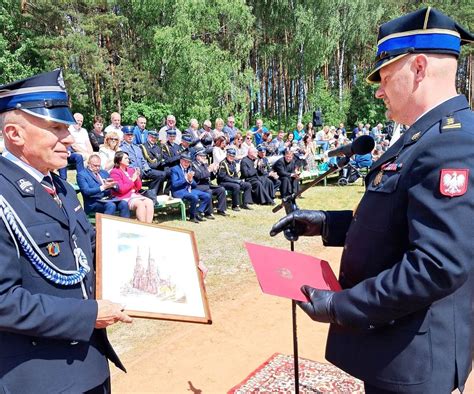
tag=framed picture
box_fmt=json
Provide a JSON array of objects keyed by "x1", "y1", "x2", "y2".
[{"x1": 95, "y1": 214, "x2": 211, "y2": 324}]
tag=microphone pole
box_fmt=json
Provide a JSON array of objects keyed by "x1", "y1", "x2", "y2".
[{"x1": 274, "y1": 154, "x2": 352, "y2": 391}]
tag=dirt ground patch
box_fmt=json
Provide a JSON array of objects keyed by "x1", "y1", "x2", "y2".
[{"x1": 110, "y1": 246, "x2": 342, "y2": 393}]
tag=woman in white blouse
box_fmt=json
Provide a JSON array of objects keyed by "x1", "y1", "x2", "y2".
[{"x1": 98, "y1": 131, "x2": 121, "y2": 170}]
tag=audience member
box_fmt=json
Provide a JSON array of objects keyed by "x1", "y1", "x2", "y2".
[
  {"x1": 161, "y1": 129, "x2": 183, "y2": 170},
  {"x1": 132, "y1": 115, "x2": 149, "y2": 145},
  {"x1": 229, "y1": 132, "x2": 247, "y2": 162},
  {"x1": 305, "y1": 121, "x2": 315, "y2": 138},
  {"x1": 272, "y1": 148, "x2": 300, "y2": 198},
  {"x1": 370, "y1": 123, "x2": 384, "y2": 142},
  {"x1": 223, "y1": 115, "x2": 239, "y2": 143},
  {"x1": 104, "y1": 112, "x2": 123, "y2": 139},
  {"x1": 139, "y1": 130, "x2": 168, "y2": 186},
  {"x1": 315, "y1": 125, "x2": 332, "y2": 152},
  {"x1": 250, "y1": 118, "x2": 268, "y2": 146},
  {"x1": 159, "y1": 114, "x2": 181, "y2": 144},
  {"x1": 99, "y1": 131, "x2": 121, "y2": 170},
  {"x1": 109, "y1": 151, "x2": 154, "y2": 223},
  {"x1": 198, "y1": 119, "x2": 214, "y2": 155},
  {"x1": 271, "y1": 130, "x2": 286, "y2": 156},
  {"x1": 77, "y1": 153, "x2": 130, "y2": 218},
  {"x1": 184, "y1": 118, "x2": 201, "y2": 142},
  {"x1": 58, "y1": 112, "x2": 91, "y2": 179},
  {"x1": 212, "y1": 118, "x2": 225, "y2": 140},
  {"x1": 292, "y1": 122, "x2": 305, "y2": 142},
  {"x1": 170, "y1": 153, "x2": 212, "y2": 223},
  {"x1": 300, "y1": 134, "x2": 318, "y2": 171},
  {"x1": 88, "y1": 115, "x2": 106, "y2": 151},
  {"x1": 285, "y1": 132, "x2": 295, "y2": 148},
  {"x1": 352, "y1": 122, "x2": 364, "y2": 139},
  {"x1": 212, "y1": 136, "x2": 227, "y2": 165},
  {"x1": 240, "y1": 147, "x2": 274, "y2": 205},
  {"x1": 256, "y1": 145, "x2": 280, "y2": 194},
  {"x1": 120, "y1": 126, "x2": 166, "y2": 200},
  {"x1": 217, "y1": 148, "x2": 253, "y2": 211},
  {"x1": 241, "y1": 132, "x2": 255, "y2": 156}
]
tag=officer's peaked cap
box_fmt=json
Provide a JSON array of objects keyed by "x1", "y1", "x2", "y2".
[
  {"x1": 122, "y1": 126, "x2": 135, "y2": 134},
  {"x1": 166, "y1": 129, "x2": 177, "y2": 136},
  {"x1": 182, "y1": 134, "x2": 193, "y2": 143},
  {"x1": 0, "y1": 69, "x2": 75, "y2": 125},
  {"x1": 257, "y1": 144, "x2": 267, "y2": 152},
  {"x1": 148, "y1": 129, "x2": 158, "y2": 137},
  {"x1": 180, "y1": 152, "x2": 192, "y2": 161},
  {"x1": 226, "y1": 148, "x2": 237, "y2": 156},
  {"x1": 367, "y1": 7, "x2": 473, "y2": 83},
  {"x1": 195, "y1": 149, "x2": 207, "y2": 156}
]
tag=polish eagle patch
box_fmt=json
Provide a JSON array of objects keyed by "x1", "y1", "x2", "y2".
[{"x1": 440, "y1": 169, "x2": 469, "y2": 197}]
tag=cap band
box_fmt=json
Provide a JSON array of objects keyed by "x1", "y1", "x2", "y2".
[
  {"x1": 0, "y1": 91, "x2": 68, "y2": 114},
  {"x1": 377, "y1": 32, "x2": 461, "y2": 57}
]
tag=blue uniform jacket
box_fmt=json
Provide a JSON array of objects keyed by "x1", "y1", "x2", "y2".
[
  {"x1": 322, "y1": 96, "x2": 474, "y2": 392},
  {"x1": 0, "y1": 157, "x2": 124, "y2": 393},
  {"x1": 76, "y1": 168, "x2": 112, "y2": 213},
  {"x1": 170, "y1": 165, "x2": 196, "y2": 194}
]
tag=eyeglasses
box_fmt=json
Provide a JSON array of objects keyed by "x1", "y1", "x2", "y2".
[
  {"x1": 246, "y1": 137, "x2": 252, "y2": 140},
  {"x1": 109, "y1": 138, "x2": 119, "y2": 141}
]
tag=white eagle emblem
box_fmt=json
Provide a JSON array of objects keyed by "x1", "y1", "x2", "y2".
[{"x1": 441, "y1": 169, "x2": 468, "y2": 197}]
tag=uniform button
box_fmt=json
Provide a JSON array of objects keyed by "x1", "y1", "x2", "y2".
[
  {"x1": 31, "y1": 341, "x2": 37, "y2": 346},
  {"x1": 89, "y1": 286, "x2": 93, "y2": 293},
  {"x1": 368, "y1": 324, "x2": 375, "y2": 329},
  {"x1": 45, "y1": 232, "x2": 51, "y2": 237},
  {"x1": 70, "y1": 341, "x2": 79, "y2": 346}
]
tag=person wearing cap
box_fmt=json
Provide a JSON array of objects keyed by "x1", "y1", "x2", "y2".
[
  {"x1": 192, "y1": 149, "x2": 228, "y2": 217},
  {"x1": 256, "y1": 145, "x2": 281, "y2": 196},
  {"x1": 120, "y1": 126, "x2": 166, "y2": 200},
  {"x1": 162, "y1": 128, "x2": 184, "y2": 170},
  {"x1": 170, "y1": 153, "x2": 211, "y2": 223},
  {"x1": 272, "y1": 148, "x2": 300, "y2": 199},
  {"x1": 271, "y1": 7, "x2": 474, "y2": 393},
  {"x1": 217, "y1": 148, "x2": 253, "y2": 211},
  {"x1": 139, "y1": 129, "x2": 167, "y2": 172},
  {"x1": 240, "y1": 147, "x2": 275, "y2": 205},
  {"x1": 0, "y1": 69, "x2": 131, "y2": 393},
  {"x1": 132, "y1": 115, "x2": 149, "y2": 145},
  {"x1": 180, "y1": 133, "x2": 197, "y2": 160},
  {"x1": 159, "y1": 114, "x2": 182, "y2": 144}
]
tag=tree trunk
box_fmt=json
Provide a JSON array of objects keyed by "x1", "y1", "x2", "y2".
[
  {"x1": 297, "y1": 43, "x2": 304, "y2": 123},
  {"x1": 338, "y1": 40, "x2": 345, "y2": 110}
]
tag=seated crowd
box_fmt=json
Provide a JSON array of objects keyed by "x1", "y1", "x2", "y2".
[{"x1": 65, "y1": 111, "x2": 393, "y2": 224}]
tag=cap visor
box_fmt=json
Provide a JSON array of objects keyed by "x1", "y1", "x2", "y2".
[
  {"x1": 21, "y1": 107, "x2": 76, "y2": 125},
  {"x1": 366, "y1": 53, "x2": 410, "y2": 84}
]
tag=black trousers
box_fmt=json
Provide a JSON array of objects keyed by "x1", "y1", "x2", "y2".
[
  {"x1": 144, "y1": 169, "x2": 167, "y2": 196},
  {"x1": 196, "y1": 184, "x2": 227, "y2": 213},
  {"x1": 219, "y1": 181, "x2": 252, "y2": 207},
  {"x1": 279, "y1": 176, "x2": 300, "y2": 198}
]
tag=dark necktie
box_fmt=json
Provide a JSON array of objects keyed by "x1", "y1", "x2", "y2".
[{"x1": 41, "y1": 175, "x2": 62, "y2": 207}]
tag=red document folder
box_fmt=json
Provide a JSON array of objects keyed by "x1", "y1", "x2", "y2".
[{"x1": 245, "y1": 242, "x2": 342, "y2": 302}]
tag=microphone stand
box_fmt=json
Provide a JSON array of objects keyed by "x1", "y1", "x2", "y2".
[{"x1": 274, "y1": 155, "x2": 349, "y2": 392}]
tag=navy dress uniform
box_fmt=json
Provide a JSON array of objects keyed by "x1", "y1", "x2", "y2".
[
  {"x1": 0, "y1": 70, "x2": 125, "y2": 393},
  {"x1": 162, "y1": 129, "x2": 184, "y2": 169},
  {"x1": 192, "y1": 149, "x2": 227, "y2": 216},
  {"x1": 271, "y1": 8, "x2": 474, "y2": 393},
  {"x1": 217, "y1": 148, "x2": 253, "y2": 210}
]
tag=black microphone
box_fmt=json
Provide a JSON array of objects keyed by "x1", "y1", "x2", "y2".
[{"x1": 327, "y1": 135, "x2": 375, "y2": 157}]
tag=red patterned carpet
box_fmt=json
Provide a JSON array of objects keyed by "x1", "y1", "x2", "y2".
[{"x1": 228, "y1": 353, "x2": 364, "y2": 393}]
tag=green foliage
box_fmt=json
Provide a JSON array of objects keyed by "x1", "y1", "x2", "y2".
[
  {"x1": 347, "y1": 75, "x2": 386, "y2": 126},
  {"x1": 122, "y1": 101, "x2": 173, "y2": 129},
  {"x1": 308, "y1": 79, "x2": 351, "y2": 126}
]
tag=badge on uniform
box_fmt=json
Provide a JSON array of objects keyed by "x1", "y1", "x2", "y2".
[
  {"x1": 373, "y1": 170, "x2": 384, "y2": 186},
  {"x1": 17, "y1": 179, "x2": 34, "y2": 195},
  {"x1": 47, "y1": 242, "x2": 60, "y2": 257},
  {"x1": 440, "y1": 169, "x2": 469, "y2": 197}
]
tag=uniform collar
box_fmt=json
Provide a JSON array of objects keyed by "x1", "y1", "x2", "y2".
[{"x1": 3, "y1": 148, "x2": 50, "y2": 183}]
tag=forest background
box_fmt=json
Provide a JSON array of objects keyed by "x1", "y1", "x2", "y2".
[{"x1": 1, "y1": 0, "x2": 472, "y2": 132}]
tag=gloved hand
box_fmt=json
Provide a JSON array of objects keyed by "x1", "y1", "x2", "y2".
[
  {"x1": 297, "y1": 286, "x2": 338, "y2": 324},
  {"x1": 269, "y1": 210, "x2": 326, "y2": 241}
]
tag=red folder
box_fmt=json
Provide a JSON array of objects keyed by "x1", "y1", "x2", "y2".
[{"x1": 245, "y1": 242, "x2": 341, "y2": 302}]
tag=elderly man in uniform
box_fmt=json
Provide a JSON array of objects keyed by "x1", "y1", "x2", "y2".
[
  {"x1": 271, "y1": 8, "x2": 473, "y2": 394},
  {"x1": 0, "y1": 69, "x2": 132, "y2": 393},
  {"x1": 217, "y1": 148, "x2": 253, "y2": 211}
]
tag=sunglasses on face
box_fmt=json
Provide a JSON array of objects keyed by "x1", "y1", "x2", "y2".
[{"x1": 109, "y1": 138, "x2": 119, "y2": 141}]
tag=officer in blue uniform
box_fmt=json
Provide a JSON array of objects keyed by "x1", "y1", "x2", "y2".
[
  {"x1": 0, "y1": 69, "x2": 132, "y2": 393},
  {"x1": 271, "y1": 8, "x2": 473, "y2": 393}
]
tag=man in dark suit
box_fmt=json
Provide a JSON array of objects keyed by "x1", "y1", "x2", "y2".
[
  {"x1": 170, "y1": 153, "x2": 211, "y2": 223},
  {"x1": 192, "y1": 149, "x2": 227, "y2": 217},
  {"x1": 0, "y1": 70, "x2": 132, "y2": 393},
  {"x1": 272, "y1": 148, "x2": 300, "y2": 198},
  {"x1": 271, "y1": 8, "x2": 474, "y2": 393},
  {"x1": 76, "y1": 153, "x2": 130, "y2": 218}
]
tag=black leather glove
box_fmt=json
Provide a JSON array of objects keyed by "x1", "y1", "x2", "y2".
[
  {"x1": 269, "y1": 210, "x2": 326, "y2": 241},
  {"x1": 297, "y1": 286, "x2": 338, "y2": 324}
]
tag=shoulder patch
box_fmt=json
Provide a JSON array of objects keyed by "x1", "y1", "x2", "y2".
[
  {"x1": 440, "y1": 169, "x2": 469, "y2": 197},
  {"x1": 441, "y1": 115, "x2": 461, "y2": 131}
]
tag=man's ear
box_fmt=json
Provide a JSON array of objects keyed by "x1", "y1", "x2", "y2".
[
  {"x1": 3, "y1": 123, "x2": 26, "y2": 148},
  {"x1": 413, "y1": 54, "x2": 428, "y2": 83}
]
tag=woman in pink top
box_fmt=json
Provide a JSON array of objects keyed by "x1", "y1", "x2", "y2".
[{"x1": 109, "y1": 151, "x2": 154, "y2": 223}]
